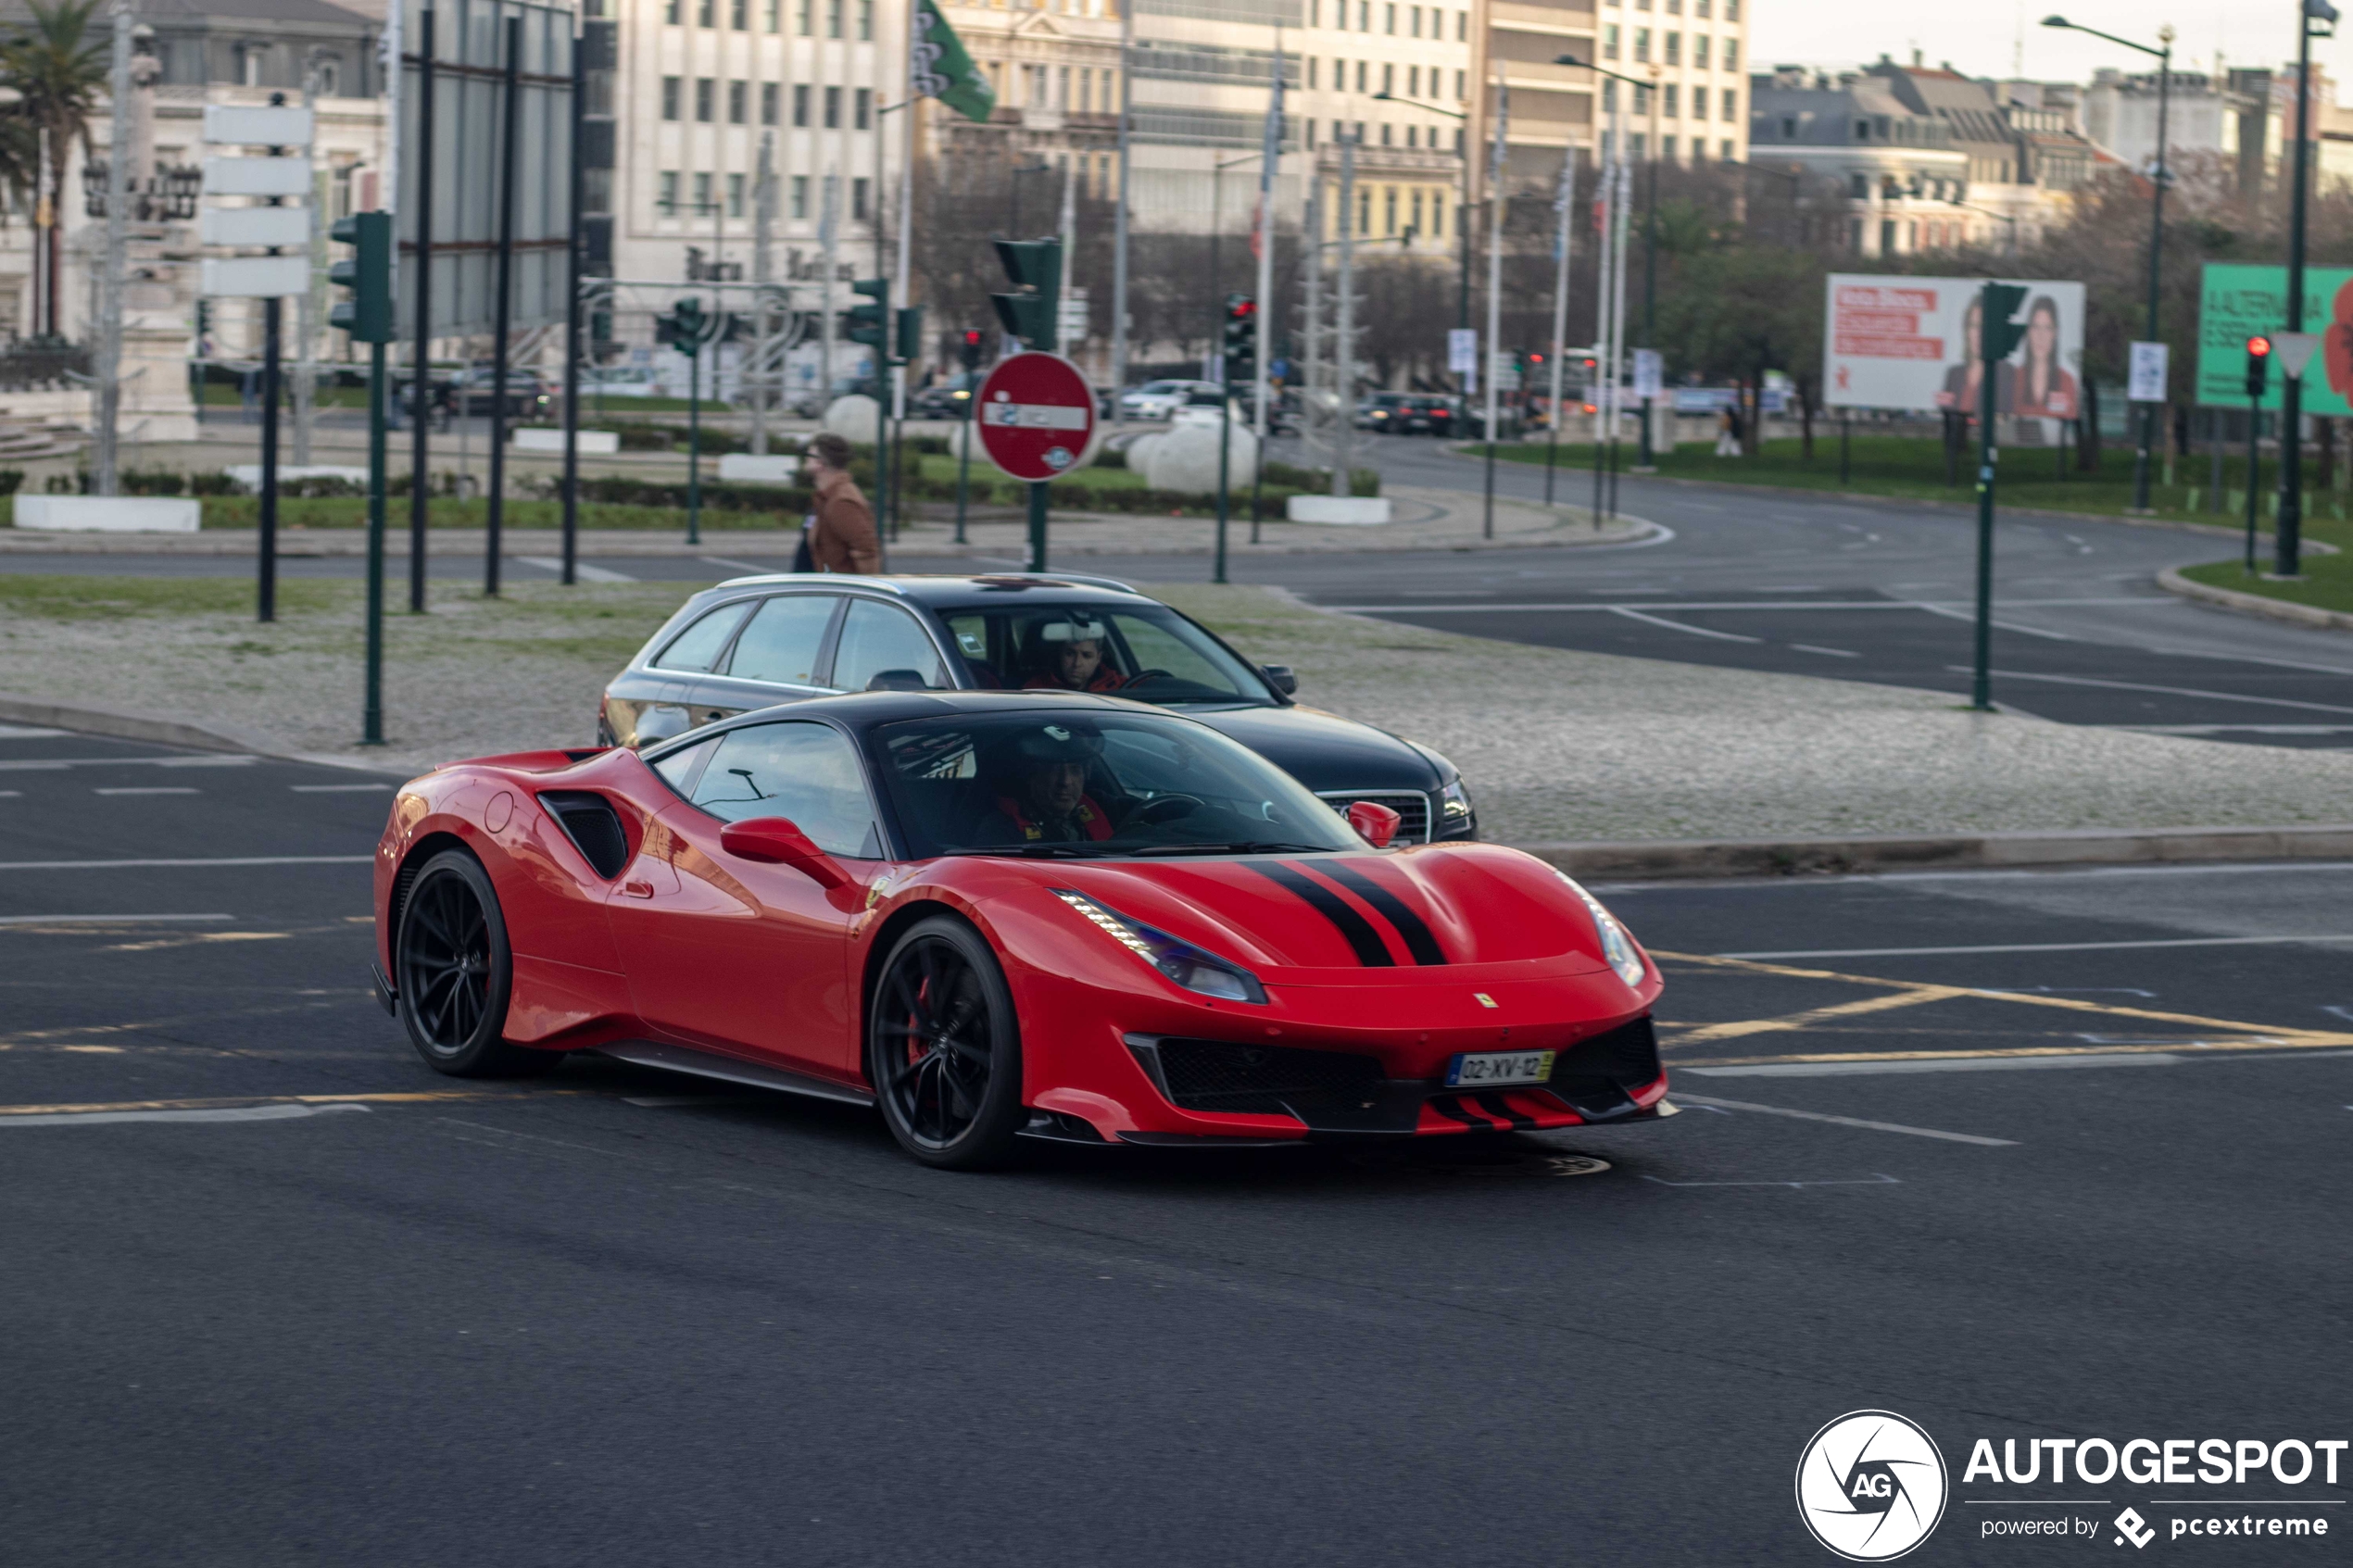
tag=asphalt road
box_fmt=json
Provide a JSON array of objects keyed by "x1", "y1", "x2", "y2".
[
  {"x1": 4, "y1": 721, "x2": 2348, "y2": 1565},
  {"x1": 16, "y1": 433, "x2": 2353, "y2": 749}
]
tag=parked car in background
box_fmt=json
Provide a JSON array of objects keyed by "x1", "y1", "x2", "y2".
[
  {"x1": 446, "y1": 368, "x2": 552, "y2": 419},
  {"x1": 578, "y1": 365, "x2": 663, "y2": 399},
  {"x1": 1169, "y1": 387, "x2": 1239, "y2": 428},
  {"x1": 909, "y1": 372, "x2": 983, "y2": 420},
  {"x1": 1120, "y1": 379, "x2": 1223, "y2": 420},
  {"x1": 1358, "y1": 392, "x2": 1470, "y2": 436}
]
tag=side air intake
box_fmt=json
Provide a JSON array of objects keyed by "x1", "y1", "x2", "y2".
[{"x1": 537, "y1": 791, "x2": 630, "y2": 879}]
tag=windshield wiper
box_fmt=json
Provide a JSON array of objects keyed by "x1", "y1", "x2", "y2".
[
  {"x1": 951, "y1": 844, "x2": 1120, "y2": 859},
  {"x1": 1127, "y1": 841, "x2": 1340, "y2": 857}
]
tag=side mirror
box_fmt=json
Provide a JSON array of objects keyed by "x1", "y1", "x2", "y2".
[
  {"x1": 1262, "y1": 664, "x2": 1297, "y2": 696},
  {"x1": 1345, "y1": 799, "x2": 1402, "y2": 848},
  {"x1": 719, "y1": 816, "x2": 854, "y2": 889}
]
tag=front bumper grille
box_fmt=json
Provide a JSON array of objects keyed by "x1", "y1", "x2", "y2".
[
  {"x1": 1317, "y1": 789, "x2": 1431, "y2": 845},
  {"x1": 1129, "y1": 1035, "x2": 1383, "y2": 1115},
  {"x1": 1546, "y1": 1016, "x2": 1664, "y2": 1121}
]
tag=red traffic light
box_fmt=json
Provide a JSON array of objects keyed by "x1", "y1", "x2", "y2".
[
  {"x1": 961, "y1": 329, "x2": 984, "y2": 345},
  {"x1": 1227, "y1": 298, "x2": 1256, "y2": 320},
  {"x1": 2248, "y1": 334, "x2": 2273, "y2": 358}
]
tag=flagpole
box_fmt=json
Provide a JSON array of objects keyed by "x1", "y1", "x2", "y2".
[
  {"x1": 1252, "y1": 28, "x2": 1282, "y2": 443},
  {"x1": 1112, "y1": 0, "x2": 1134, "y2": 404}
]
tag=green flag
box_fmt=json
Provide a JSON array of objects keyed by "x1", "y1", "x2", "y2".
[{"x1": 912, "y1": 0, "x2": 995, "y2": 124}]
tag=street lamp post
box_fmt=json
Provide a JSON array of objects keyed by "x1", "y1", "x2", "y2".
[
  {"x1": 1557, "y1": 55, "x2": 1660, "y2": 468},
  {"x1": 2043, "y1": 15, "x2": 2171, "y2": 513},
  {"x1": 2279, "y1": 0, "x2": 2340, "y2": 577},
  {"x1": 1372, "y1": 89, "x2": 1473, "y2": 383}
]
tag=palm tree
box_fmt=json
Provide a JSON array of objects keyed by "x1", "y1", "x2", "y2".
[{"x1": 2, "y1": 0, "x2": 107, "y2": 338}]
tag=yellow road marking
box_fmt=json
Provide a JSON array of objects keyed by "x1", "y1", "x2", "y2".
[
  {"x1": 1653, "y1": 951, "x2": 2353, "y2": 1050},
  {"x1": 0, "y1": 1090, "x2": 585, "y2": 1118},
  {"x1": 1670, "y1": 986, "x2": 1960, "y2": 1043}
]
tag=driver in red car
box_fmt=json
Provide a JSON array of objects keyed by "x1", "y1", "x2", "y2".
[
  {"x1": 975, "y1": 723, "x2": 1124, "y2": 845},
  {"x1": 1021, "y1": 617, "x2": 1128, "y2": 693}
]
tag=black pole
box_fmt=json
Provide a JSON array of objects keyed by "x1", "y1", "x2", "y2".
[
  {"x1": 1638, "y1": 127, "x2": 1658, "y2": 470},
  {"x1": 686, "y1": 334, "x2": 702, "y2": 544},
  {"x1": 2131, "y1": 41, "x2": 2171, "y2": 514},
  {"x1": 1590, "y1": 395, "x2": 1604, "y2": 521},
  {"x1": 2246, "y1": 402, "x2": 2262, "y2": 571},
  {"x1": 952, "y1": 398, "x2": 972, "y2": 544},
  {"x1": 1971, "y1": 283, "x2": 2001, "y2": 711},
  {"x1": 409, "y1": 7, "x2": 435, "y2": 613},
  {"x1": 1214, "y1": 394, "x2": 1231, "y2": 583},
  {"x1": 2279, "y1": 17, "x2": 2315, "y2": 576},
  {"x1": 484, "y1": 13, "x2": 521, "y2": 597},
  {"x1": 1840, "y1": 410, "x2": 1850, "y2": 485},
  {"x1": 560, "y1": 18, "x2": 585, "y2": 586},
  {"x1": 1026, "y1": 479, "x2": 1048, "y2": 571},
  {"x1": 1481, "y1": 420, "x2": 1495, "y2": 538},
  {"x1": 258, "y1": 295, "x2": 281, "y2": 622},
  {"x1": 364, "y1": 339, "x2": 387, "y2": 744}
]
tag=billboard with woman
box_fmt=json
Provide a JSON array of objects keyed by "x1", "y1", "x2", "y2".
[{"x1": 1825, "y1": 274, "x2": 2086, "y2": 434}]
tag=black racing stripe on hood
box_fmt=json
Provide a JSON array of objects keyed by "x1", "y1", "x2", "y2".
[
  {"x1": 1315, "y1": 862, "x2": 1446, "y2": 965},
  {"x1": 1252, "y1": 862, "x2": 1395, "y2": 967}
]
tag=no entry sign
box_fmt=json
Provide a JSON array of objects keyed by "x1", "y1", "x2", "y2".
[{"x1": 975, "y1": 352, "x2": 1097, "y2": 483}]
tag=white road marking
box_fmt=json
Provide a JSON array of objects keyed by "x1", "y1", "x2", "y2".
[
  {"x1": 0, "y1": 855, "x2": 372, "y2": 871},
  {"x1": 1911, "y1": 602, "x2": 2082, "y2": 641},
  {"x1": 1687, "y1": 1053, "x2": 2184, "y2": 1078},
  {"x1": 1791, "y1": 644, "x2": 1860, "y2": 658},
  {"x1": 0, "y1": 755, "x2": 254, "y2": 771},
  {"x1": 1321, "y1": 596, "x2": 2167, "y2": 613},
  {"x1": 1717, "y1": 934, "x2": 2353, "y2": 960},
  {"x1": 1642, "y1": 1173, "x2": 1903, "y2": 1188},
  {"x1": 94, "y1": 787, "x2": 199, "y2": 796},
  {"x1": 0, "y1": 912, "x2": 233, "y2": 926},
  {"x1": 623, "y1": 1095, "x2": 749, "y2": 1108},
  {"x1": 1668, "y1": 1094, "x2": 2019, "y2": 1146},
  {"x1": 1948, "y1": 666, "x2": 2353, "y2": 717},
  {"x1": 1607, "y1": 607, "x2": 1763, "y2": 643},
  {"x1": 2115, "y1": 723, "x2": 2353, "y2": 735},
  {"x1": 700, "y1": 554, "x2": 790, "y2": 574},
  {"x1": 1596, "y1": 859, "x2": 2353, "y2": 896},
  {"x1": 517, "y1": 556, "x2": 635, "y2": 583},
  {"x1": 0, "y1": 1102, "x2": 371, "y2": 1127},
  {"x1": 0, "y1": 725, "x2": 66, "y2": 738},
  {"x1": 0, "y1": 790, "x2": 19, "y2": 798},
  {"x1": 290, "y1": 784, "x2": 396, "y2": 793}
]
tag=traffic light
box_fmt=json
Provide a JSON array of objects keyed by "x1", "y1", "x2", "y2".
[
  {"x1": 846, "y1": 277, "x2": 889, "y2": 352},
  {"x1": 895, "y1": 306, "x2": 925, "y2": 363},
  {"x1": 958, "y1": 329, "x2": 986, "y2": 371},
  {"x1": 1222, "y1": 295, "x2": 1257, "y2": 389},
  {"x1": 327, "y1": 210, "x2": 394, "y2": 344},
  {"x1": 989, "y1": 238, "x2": 1061, "y2": 352},
  {"x1": 2246, "y1": 334, "x2": 2273, "y2": 399},
  {"x1": 1979, "y1": 282, "x2": 2031, "y2": 366}
]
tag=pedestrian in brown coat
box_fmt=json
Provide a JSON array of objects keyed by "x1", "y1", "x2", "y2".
[{"x1": 800, "y1": 431, "x2": 881, "y2": 574}]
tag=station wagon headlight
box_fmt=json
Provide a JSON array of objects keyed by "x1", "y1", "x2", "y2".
[
  {"x1": 1555, "y1": 873, "x2": 1647, "y2": 988},
  {"x1": 1437, "y1": 778, "x2": 1473, "y2": 829},
  {"x1": 1053, "y1": 890, "x2": 1267, "y2": 1004}
]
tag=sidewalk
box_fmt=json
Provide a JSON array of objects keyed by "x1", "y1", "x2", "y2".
[{"x1": 0, "y1": 484, "x2": 1657, "y2": 558}]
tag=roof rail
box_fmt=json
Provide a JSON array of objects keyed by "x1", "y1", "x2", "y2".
[{"x1": 711, "y1": 572, "x2": 910, "y2": 594}]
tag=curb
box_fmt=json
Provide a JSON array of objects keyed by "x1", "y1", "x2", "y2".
[
  {"x1": 2157, "y1": 566, "x2": 2353, "y2": 634},
  {"x1": 0, "y1": 694, "x2": 410, "y2": 773},
  {"x1": 1517, "y1": 824, "x2": 2353, "y2": 882}
]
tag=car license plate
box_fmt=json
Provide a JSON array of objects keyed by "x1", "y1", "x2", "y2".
[{"x1": 1444, "y1": 1049, "x2": 1556, "y2": 1088}]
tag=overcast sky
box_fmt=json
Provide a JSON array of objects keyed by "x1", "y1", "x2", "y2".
[{"x1": 1751, "y1": 0, "x2": 2353, "y2": 92}]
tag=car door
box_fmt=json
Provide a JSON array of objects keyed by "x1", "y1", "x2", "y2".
[
  {"x1": 606, "y1": 720, "x2": 881, "y2": 1077},
  {"x1": 676, "y1": 591, "x2": 845, "y2": 729},
  {"x1": 827, "y1": 597, "x2": 950, "y2": 694}
]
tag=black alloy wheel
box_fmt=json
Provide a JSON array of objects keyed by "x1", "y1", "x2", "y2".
[
  {"x1": 395, "y1": 848, "x2": 558, "y2": 1077},
  {"x1": 868, "y1": 916, "x2": 1026, "y2": 1170}
]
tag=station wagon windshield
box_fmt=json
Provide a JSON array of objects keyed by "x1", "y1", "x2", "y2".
[{"x1": 937, "y1": 602, "x2": 1276, "y2": 708}]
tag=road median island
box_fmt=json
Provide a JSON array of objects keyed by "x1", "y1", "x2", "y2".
[{"x1": 5, "y1": 575, "x2": 2347, "y2": 865}]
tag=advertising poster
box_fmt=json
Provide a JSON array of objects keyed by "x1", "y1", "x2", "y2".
[
  {"x1": 2196, "y1": 262, "x2": 2353, "y2": 411},
  {"x1": 1823, "y1": 273, "x2": 2086, "y2": 420}
]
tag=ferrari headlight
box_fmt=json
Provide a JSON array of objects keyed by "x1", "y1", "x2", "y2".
[
  {"x1": 1053, "y1": 890, "x2": 1268, "y2": 1005},
  {"x1": 1555, "y1": 873, "x2": 1647, "y2": 988}
]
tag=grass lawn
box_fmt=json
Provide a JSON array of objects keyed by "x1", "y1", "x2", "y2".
[
  {"x1": 1473, "y1": 433, "x2": 2353, "y2": 531},
  {"x1": 2177, "y1": 512, "x2": 2353, "y2": 615}
]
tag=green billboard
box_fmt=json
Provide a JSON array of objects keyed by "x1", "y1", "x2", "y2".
[{"x1": 2198, "y1": 261, "x2": 2353, "y2": 412}]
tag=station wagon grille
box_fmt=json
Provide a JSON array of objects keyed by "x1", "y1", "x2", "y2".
[{"x1": 1317, "y1": 790, "x2": 1432, "y2": 845}]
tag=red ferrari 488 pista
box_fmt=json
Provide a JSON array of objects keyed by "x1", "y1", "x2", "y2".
[{"x1": 372, "y1": 692, "x2": 1670, "y2": 1168}]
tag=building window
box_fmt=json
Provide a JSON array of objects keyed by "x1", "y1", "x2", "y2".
[
  {"x1": 1058, "y1": 66, "x2": 1070, "y2": 107},
  {"x1": 1603, "y1": 23, "x2": 1618, "y2": 58},
  {"x1": 1691, "y1": 85, "x2": 1705, "y2": 118},
  {"x1": 1307, "y1": 57, "x2": 1317, "y2": 87},
  {"x1": 1850, "y1": 172, "x2": 1869, "y2": 197},
  {"x1": 766, "y1": 0, "x2": 780, "y2": 26},
  {"x1": 1662, "y1": 134, "x2": 1676, "y2": 159},
  {"x1": 1432, "y1": 191, "x2": 1444, "y2": 235},
  {"x1": 665, "y1": 0, "x2": 681, "y2": 19},
  {"x1": 1720, "y1": 137, "x2": 1734, "y2": 158},
  {"x1": 692, "y1": 171, "x2": 712, "y2": 212},
  {"x1": 797, "y1": 0, "x2": 812, "y2": 30},
  {"x1": 1602, "y1": 78, "x2": 1616, "y2": 110},
  {"x1": 1358, "y1": 185, "x2": 1370, "y2": 232},
  {"x1": 1409, "y1": 4, "x2": 1420, "y2": 33},
  {"x1": 1383, "y1": 185, "x2": 1396, "y2": 232},
  {"x1": 1309, "y1": 0, "x2": 1318, "y2": 22},
  {"x1": 1456, "y1": 9, "x2": 1465, "y2": 38},
  {"x1": 1664, "y1": 31, "x2": 1679, "y2": 65},
  {"x1": 733, "y1": 0, "x2": 748, "y2": 23},
  {"x1": 1663, "y1": 83, "x2": 1677, "y2": 117},
  {"x1": 1453, "y1": 68, "x2": 1464, "y2": 99},
  {"x1": 852, "y1": 177, "x2": 869, "y2": 220},
  {"x1": 662, "y1": 75, "x2": 682, "y2": 118},
  {"x1": 1381, "y1": 62, "x2": 1393, "y2": 94},
  {"x1": 1405, "y1": 125, "x2": 1416, "y2": 147},
  {"x1": 1722, "y1": 37, "x2": 1736, "y2": 68},
  {"x1": 698, "y1": 0, "x2": 713, "y2": 22},
  {"x1": 824, "y1": 86, "x2": 841, "y2": 127},
  {"x1": 1721, "y1": 87, "x2": 1736, "y2": 120},
  {"x1": 1385, "y1": 2, "x2": 1395, "y2": 31},
  {"x1": 1632, "y1": 28, "x2": 1649, "y2": 61},
  {"x1": 728, "y1": 172, "x2": 747, "y2": 215},
  {"x1": 695, "y1": 77, "x2": 714, "y2": 120},
  {"x1": 1692, "y1": 32, "x2": 1708, "y2": 68},
  {"x1": 794, "y1": 83, "x2": 811, "y2": 125},
  {"x1": 240, "y1": 44, "x2": 268, "y2": 86},
  {"x1": 1725, "y1": 0, "x2": 1736, "y2": 15},
  {"x1": 1629, "y1": 131, "x2": 1644, "y2": 157},
  {"x1": 315, "y1": 59, "x2": 340, "y2": 94},
  {"x1": 1694, "y1": 0, "x2": 1708, "y2": 12},
  {"x1": 761, "y1": 82, "x2": 780, "y2": 123},
  {"x1": 854, "y1": 87, "x2": 871, "y2": 128},
  {"x1": 1407, "y1": 65, "x2": 1419, "y2": 95},
  {"x1": 857, "y1": 0, "x2": 872, "y2": 38},
  {"x1": 1355, "y1": 60, "x2": 1365, "y2": 92},
  {"x1": 728, "y1": 80, "x2": 747, "y2": 122},
  {"x1": 1380, "y1": 120, "x2": 1391, "y2": 144},
  {"x1": 825, "y1": 0, "x2": 842, "y2": 35},
  {"x1": 659, "y1": 169, "x2": 681, "y2": 213}
]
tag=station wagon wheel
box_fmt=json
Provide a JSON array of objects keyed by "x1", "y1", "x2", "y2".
[
  {"x1": 869, "y1": 916, "x2": 1025, "y2": 1170},
  {"x1": 395, "y1": 849, "x2": 558, "y2": 1078}
]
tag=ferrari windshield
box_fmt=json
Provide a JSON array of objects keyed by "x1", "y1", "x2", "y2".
[
  {"x1": 872, "y1": 709, "x2": 1361, "y2": 859},
  {"x1": 937, "y1": 601, "x2": 1275, "y2": 707}
]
